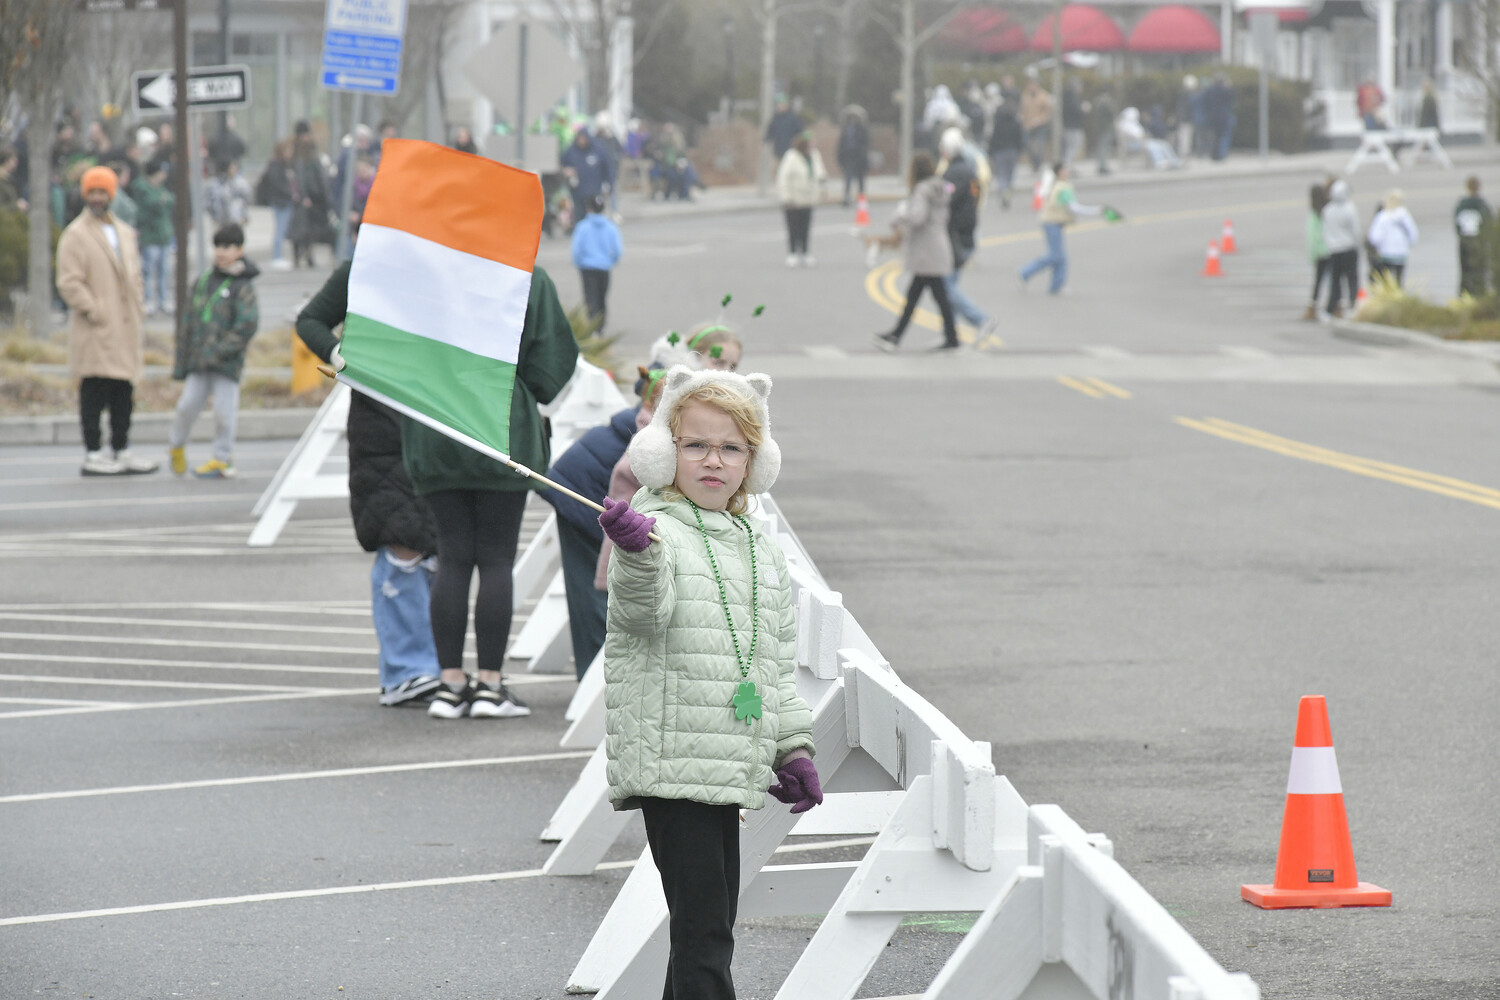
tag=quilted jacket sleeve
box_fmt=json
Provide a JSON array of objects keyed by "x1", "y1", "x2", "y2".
[
  {"x1": 606, "y1": 529, "x2": 677, "y2": 637},
  {"x1": 770, "y1": 543, "x2": 815, "y2": 763}
]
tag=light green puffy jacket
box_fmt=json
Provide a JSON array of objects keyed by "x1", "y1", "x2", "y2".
[{"x1": 605, "y1": 488, "x2": 816, "y2": 811}]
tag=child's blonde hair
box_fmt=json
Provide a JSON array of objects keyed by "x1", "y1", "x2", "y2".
[
  {"x1": 685, "y1": 322, "x2": 743, "y2": 366},
  {"x1": 661, "y1": 381, "x2": 765, "y2": 516}
]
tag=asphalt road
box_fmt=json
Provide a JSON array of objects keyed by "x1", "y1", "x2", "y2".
[{"x1": 3, "y1": 156, "x2": 1500, "y2": 999}]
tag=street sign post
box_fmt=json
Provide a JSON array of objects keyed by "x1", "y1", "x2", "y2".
[
  {"x1": 132, "y1": 65, "x2": 251, "y2": 114},
  {"x1": 320, "y1": 0, "x2": 408, "y2": 95}
]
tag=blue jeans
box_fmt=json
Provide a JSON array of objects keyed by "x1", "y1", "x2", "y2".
[
  {"x1": 944, "y1": 248, "x2": 988, "y2": 326},
  {"x1": 1214, "y1": 115, "x2": 1236, "y2": 161},
  {"x1": 1020, "y1": 223, "x2": 1068, "y2": 293},
  {"x1": 271, "y1": 205, "x2": 293, "y2": 262},
  {"x1": 370, "y1": 548, "x2": 440, "y2": 689},
  {"x1": 141, "y1": 244, "x2": 168, "y2": 310}
]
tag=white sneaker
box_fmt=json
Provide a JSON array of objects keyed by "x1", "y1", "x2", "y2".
[
  {"x1": 785, "y1": 254, "x2": 800, "y2": 268},
  {"x1": 269, "y1": 258, "x2": 292, "y2": 272},
  {"x1": 113, "y1": 450, "x2": 160, "y2": 475},
  {"x1": 864, "y1": 244, "x2": 880, "y2": 268},
  {"x1": 81, "y1": 450, "x2": 123, "y2": 476},
  {"x1": 801, "y1": 254, "x2": 816, "y2": 268}
]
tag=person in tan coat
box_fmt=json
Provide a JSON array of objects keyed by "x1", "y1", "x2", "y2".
[
  {"x1": 1019, "y1": 81, "x2": 1055, "y2": 173},
  {"x1": 56, "y1": 165, "x2": 158, "y2": 475}
]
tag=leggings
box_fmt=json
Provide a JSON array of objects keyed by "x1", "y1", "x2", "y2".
[
  {"x1": 79, "y1": 376, "x2": 134, "y2": 453},
  {"x1": 1311, "y1": 256, "x2": 1330, "y2": 303},
  {"x1": 1325, "y1": 249, "x2": 1359, "y2": 313},
  {"x1": 424, "y1": 489, "x2": 528, "y2": 676},
  {"x1": 890, "y1": 274, "x2": 958, "y2": 344},
  {"x1": 784, "y1": 207, "x2": 812, "y2": 254}
]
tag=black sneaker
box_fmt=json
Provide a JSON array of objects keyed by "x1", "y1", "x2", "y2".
[
  {"x1": 427, "y1": 679, "x2": 474, "y2": 719},
  {"x1": 929, "y1": 341, "x2": 962, "y2": 352},
  {"x1": 872, "y1": 332, "x2": 900, "y2": 353},
  {"x1": 470, "y1": 680, "x2": 531, "y2": 719},
  {"x1": 380, "y1": 675, "x2": 442, "y2": 707}
]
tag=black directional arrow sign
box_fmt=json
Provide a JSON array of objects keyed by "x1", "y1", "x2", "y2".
[{"x1": 132, "y1": 64, "x2": 251, "y2": 114}]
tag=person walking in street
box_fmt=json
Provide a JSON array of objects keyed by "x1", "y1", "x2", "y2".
[
  {"x1": 255, "y1": 139, "x2": 298, "y2": 271},
  {"x1": 561, "y1": 128, "x2": 614, "y2": 222},
  {"x1": 1303, "y1": 182, "x2": 1331, "y2": 321},
  {"x1": 1366, "y1": 189, "x2": 1418, "y2": 287},
  {"x1": 938, "y1": 129, "x2": 995, "y2": 340},
  {"x1": 1019, "y1": 162, "x2": 1102, "y2": 295},
  {"x1": 404, "y1": 266, "x2": 579, "y2": 720},
  {"x1": 167, "y1": 223, "x2": 259, "y2": 480},
  {"x1": 1204, "y1": 75, "x2": 1236, "y2": 161},
  {"x1": 988, "y1": 99, "x2": 1023, "y2": 206},
  {"x1": 294, "y1": 224, "x2": 444, "y2": 708},
  {"x1": 1321, "y1": 179, "x2": 1362, "y2": 318},
  {"x1": 289, "y1": 126, "x2": 333, "y2": 268},
  {"x1": 595, "y1": 366, "x2": 820, "y2": 1000},
  {"x1": 836, "y1": 106, "x2": 870, "y2": 207},
  {"x1": 1454, "y1": 175, "x2": 1493, "y2": 298},
  {"x1": 572, "y1": 193, "x2": 622, "y2": 328},
  {"x1": 130, "y1": 158, "x2": 173, "y2": 316},
  {"x1": 776, "y1": 131, "x2": 825, "y2": 268},
  {"x1": 765, "y1": 96, "x2": 804, "y2": 161},
  {"x1": 1019, "y1": 79, "x2": 1054, "y2": 173},
  {"x1": 56, "y1": 165, "x2": 157, "y2": 476},
  {"x1": 873, "y1": 151, "x2": 958, "y2": 352}
]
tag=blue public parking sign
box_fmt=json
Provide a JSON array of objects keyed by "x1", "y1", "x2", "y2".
[{"x1": 320, "y1": 0, "x2": 407, "y2": 94}]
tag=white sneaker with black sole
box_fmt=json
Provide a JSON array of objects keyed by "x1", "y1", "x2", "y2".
[
  {"x1": 81, "y1": 450, "x2": 123, "y2": 476},
  {"x1": 469, "y1": 680, "x2": 531, "y2": 718},
  {"x1": 427, "y1": 679, "x2": 474, "y2": 719},
  {"x1": 380, "y1": 675, "x2": 442, "y2": 707}
]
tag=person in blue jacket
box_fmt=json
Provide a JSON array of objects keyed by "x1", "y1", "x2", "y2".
[
  {"x1": 571, "y1": 194, "x2": 623, "y2": 329},
  {"x1": 561, "y1": 129, "x2": 615, "y2": 222},
  {"x1": 541, "y1": 399, "x2": 643, "y2": 678}
]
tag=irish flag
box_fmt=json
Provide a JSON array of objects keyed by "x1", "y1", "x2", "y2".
[{"x1": 339, "y1": 138, "x2": 544, "y2": 460}]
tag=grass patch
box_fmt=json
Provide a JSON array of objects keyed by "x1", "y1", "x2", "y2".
[{"x1": 1354, "y1": 276, "x2": 1500, "y2": 341}]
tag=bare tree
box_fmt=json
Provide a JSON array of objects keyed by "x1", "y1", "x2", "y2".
[
  {"x1": 380, "y1": 0, "x2": 466, "y2": 133},
  {"x1": 544, "y1": 0, "x2": 620, "y2": 112},
  {"x1": 60, "y1": 9, "x2": 172, "y2": 137},
  {"x1": 1456, "y1": 0, "x2": 1500, "y2": 138},
  {"x1": 0, "y1": 0, "x2": 80, "y2": 338}
]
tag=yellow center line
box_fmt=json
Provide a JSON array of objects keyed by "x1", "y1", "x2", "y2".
[
  {"x1": 1084, "y1": 377, "x2": 1132, "y2": 399},
  {"x1": 1057, "y1": 376, "x2": 1107, "y2": 398},
  {"x1": 1177, "y1": 417, "x2": 1500, "y2": 511}
]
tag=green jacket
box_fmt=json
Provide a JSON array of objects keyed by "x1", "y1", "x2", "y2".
[
  {"x1": 401, "y1": 266, "x2": 579, "y2": 495},
  {"x1": 1306, "y1": 211, "x2": 1327, "y2": 262},
  {"x1": 604, "y1": 489, "x2": 816, "y2": 811},
  {"x1": 173, "y1": 259, "x2": 260, "y2": 381},
  {"x1": 294, "y1": 259, "x2": 350, "y2": 364},
  {"x1": 130, "y1": 179, "x2": 175, "y2": 247}
]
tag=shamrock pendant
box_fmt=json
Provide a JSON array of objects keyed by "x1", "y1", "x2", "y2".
[{"x1": 731, "y1": 681, "x2": 762, "y2": 725}]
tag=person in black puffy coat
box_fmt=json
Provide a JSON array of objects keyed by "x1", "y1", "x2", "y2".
[
  {"x1": 539, "y1": 403, "x2": 643, "y2": 679},
  {"x1": 296, "y1": 255, "x2": 443, "y2": 707}
]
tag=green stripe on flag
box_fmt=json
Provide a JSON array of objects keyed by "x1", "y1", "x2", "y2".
[{"x1": 341, "y1": 313, "x2": 518, "y2": 457}]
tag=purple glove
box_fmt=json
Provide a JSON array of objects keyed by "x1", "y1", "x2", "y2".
[
  {"x1": 598, "y1": 496, "x2": 656, "y2": 553},
  {"x1": 768, "y1": 756, "x2": 823, "y2": 814}
]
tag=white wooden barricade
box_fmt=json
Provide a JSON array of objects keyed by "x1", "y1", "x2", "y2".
[
  {"x1": 1344, "y1": 127, "x2": 1453, "y2": 174},
  {"x1": 248, "y1": 382, "x2": 352, "y2": 547},
  {"x1": 925, "y1": 805, "x2": 1260, "y2": 1000}
]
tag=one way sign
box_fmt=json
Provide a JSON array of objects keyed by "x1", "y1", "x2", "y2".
[{"x1": 132, "y1": 64, "x2": 252, "y2": 114}]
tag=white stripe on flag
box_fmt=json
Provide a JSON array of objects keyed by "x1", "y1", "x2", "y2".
[
  {"x1": 1286, "y1": 746, "x2": 1342, "y2": 795},
  {"x1": 349, "y1": 223, "x2": 531, "y2": 365}
]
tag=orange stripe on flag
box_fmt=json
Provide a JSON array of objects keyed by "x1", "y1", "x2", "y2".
[{"x1": 361, "y1": 139, "x2": 543, "y2": 273}]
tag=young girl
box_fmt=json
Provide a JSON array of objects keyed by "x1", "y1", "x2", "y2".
[
  {"x1": 596, "y1": 366, "x2": 821, "y2": 1000},
  {"x1": 1019, "y1": 161, "x2": 1102, "y2": 295},
  {"x1": 1304, "y1": 182, "x2": 1331, "y2": 321},
  {"x1": 873, "y1": 151, "x2": 959, "y2": 352}
]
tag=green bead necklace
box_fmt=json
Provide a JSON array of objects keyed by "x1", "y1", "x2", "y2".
[{"x1": 689, "y1": 498, "x2": 762, "y2": 726}]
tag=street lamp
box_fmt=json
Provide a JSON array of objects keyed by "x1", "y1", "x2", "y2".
[{"x1": 723, "y1": 17, "x2": 736, "y2": 118}]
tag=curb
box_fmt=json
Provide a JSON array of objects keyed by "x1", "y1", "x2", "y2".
[
  {"x1": 1329, "y1": 317, "x2": 1500, "y2": 362},
  {"x1": 0, "y1": 407, "x2": 319, "y2": 447}
]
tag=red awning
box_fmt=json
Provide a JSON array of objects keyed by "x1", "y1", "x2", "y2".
[
  {"x1": 937, "y1": 9, "x2": 1030, "y2": 55},
  {"x1": 1030, "y1": 4, "x2": 1127, "y2": 52},
  {"x1": 1127, "y1": 5, "x2": 1222, "y2": 53}
]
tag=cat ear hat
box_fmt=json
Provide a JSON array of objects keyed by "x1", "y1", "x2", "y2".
[{"x1": 627, "y1": 365, "x2": 782, "y2": 496}]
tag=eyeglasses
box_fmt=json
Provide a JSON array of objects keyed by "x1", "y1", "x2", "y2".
[{"x1": 675, "y1": 438, "x2": 751, "y2": 466}]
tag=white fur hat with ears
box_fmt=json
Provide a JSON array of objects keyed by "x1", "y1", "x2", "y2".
[
  {"x1": 647, "y1": 331, "x2": 698, "y2": 371},
  {"x1": 627, "y1": 365, "x2": 782, "y2": 496}
]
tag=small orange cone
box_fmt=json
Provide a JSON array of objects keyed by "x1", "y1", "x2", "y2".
[
  {"x1": 854, "y1": 193, "x2": 870, "y2": 228},
  {"x1": 1202, "y1": 240, "x2": 1222, "y2": 277},
  {"x1": 1032, "y1": 178, "x2": 1044, "y2": 212},
  {"x1": 1241, "y1": 696, "x2": 1391, "y2": 909},
  {"x1": 1356, "y1": 287, "x2": 1369, "y2": 304},
  {"x1": 1221, "y1": 219, "x2": 1238, "y2": 254}
]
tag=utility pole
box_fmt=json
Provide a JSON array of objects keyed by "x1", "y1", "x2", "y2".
[
  {"x1": 173, "y1": 0, "x2": 190, "y2": 335},
  {"x1": 1050, "y1": 0, "x2": 1064, "y2": 163},
  {"x1": 894, "y1": 0, "x2": 965, "y2": 180},
  {"x1": 218, "y1": 0, "x2": 231, "y2": 139},
  {"x1": 757, "y1": 0, "x2": 777, "y2": 194}
]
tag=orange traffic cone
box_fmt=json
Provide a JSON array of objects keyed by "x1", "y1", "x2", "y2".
[
  {"x1": 854, "y1": 193, "x2": 871, "y2": 228},
  {"x1": 1356, "y1": 287, "x2": 1369, "y2": 304},
  {"x1": 1202, "y1": 240, "x2": 1222, "y2": 277},
  {"x1": 1032, "y1": 178, "x2": 1044, "y2": 212},
  {"x1": 1220, "y1": 219, "x2": 1238, "y2": 254},
  {"x1": 1241, "y1": 696, "x2": 1391, "y2": 909}
]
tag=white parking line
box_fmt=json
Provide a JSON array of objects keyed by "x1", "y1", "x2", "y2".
[
  {"x1": 0, "y1": 630, "x2": 383, "y2": 656},
  {"x1": 0, "y1": 688, "x2": 368, "y2": 720},
  {"x1": 0, "y1": 492, "x2": 263, "y2": 513},
  {"x1": 0, "y1": 651, "x2": 371, "y2": 677},
  {"x1": 0, "y1": 750, "x2": 597, "y2": 803},
  {"x1": 0, "y1": 600, "x2": 371, "y2": 615},
  {"x1": 0, "y1": 612, "x2": 380, "y2": 636},
  {"x1": 0, "y1": 697, "x2": 124, "y2": 707},
  {"x1": 0, "y1": 673, "x2": 334, "y2": 693},
  {"x1": 0, "y1": 838, "x2": 875, "y2": 926}
]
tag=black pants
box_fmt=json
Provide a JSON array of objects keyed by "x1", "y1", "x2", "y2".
[
  {"x1": 1325, "y1": 250, "x2": 1359, "y2": 313},
  {"x1": 424, "y1": 489, "x2": 528, "y2": 675},
  {"x1": 890, "y1": 274, "x2": 958, "y2": 345},
  {"x1": 842, "y1": 172, "x2": 866, "y2": 203},
  {"x1": 640, "y1": 797, "x2": 740, "y2": 1000},
  {"x1": 1371, "y1": 259, "x2": 1405, "y2": 287},
  {"x1": 79, "y1": 376, "x2": 134, "y2": 453},
  {"x1": 579, "y1": 268, "x2": 610, "y2": 324},
  {"x1": 556, "y1": 516, "x2": 607, "y2": 680},
  {"x1": 1311, "y1": 256, "x2": 1330, "y2": 303},
  {"x1": 784, "y1": 207, "x2": 812, "y2": 255}
]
